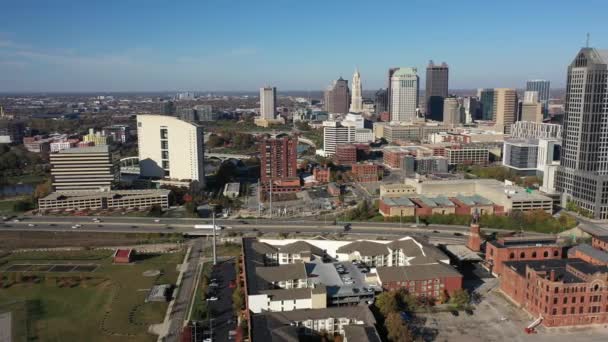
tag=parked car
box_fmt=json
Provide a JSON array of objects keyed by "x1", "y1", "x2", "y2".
[{"x1": 206, "y1": 296, "x2": 218, "y2": 301}]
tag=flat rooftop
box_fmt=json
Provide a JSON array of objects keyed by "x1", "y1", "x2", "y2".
[{"x1": 503, "y1": 258, "x2": 608, "y2": 284}]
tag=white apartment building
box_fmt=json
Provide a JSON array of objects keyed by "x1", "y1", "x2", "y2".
[
  {"x1": 137, "y1": 115, "x2": 205, "y2": 184},
  {"x1": 50, "y1": 146, "x2": 115, "y2": 192},
  {"x1": 390, "y1": 67, "x2": 419, "y2": 124}
]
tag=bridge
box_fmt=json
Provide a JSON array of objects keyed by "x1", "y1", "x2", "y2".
[
  {"x1": 119, "y1": 157, "x2": 140, "y2": 175},
  {"x1": 270, "y1": 132, "x2": 317, "y2": 149},
  {"x1": 205, "y1": 152, "x2": 254, "y2": 161}
]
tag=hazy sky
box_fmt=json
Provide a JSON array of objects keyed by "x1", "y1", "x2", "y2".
[{"x1": 1, "y1": 0, "x2": 607, "y2": 92}]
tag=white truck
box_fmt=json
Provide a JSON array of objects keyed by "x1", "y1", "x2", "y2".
[{"x1": 193, "y1": 224, "x2": 223, "y2": 230}]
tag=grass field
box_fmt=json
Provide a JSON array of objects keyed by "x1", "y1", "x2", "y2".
[{"x1": 0, "y1": 249, "x2": 185, "y2": 342}]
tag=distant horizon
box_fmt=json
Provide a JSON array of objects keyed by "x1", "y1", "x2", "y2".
[{"x1": 1, "y1": 1, "x2": 607, "y2": 92}]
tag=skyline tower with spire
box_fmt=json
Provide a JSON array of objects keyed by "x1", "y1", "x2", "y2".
[{"x1": 349, "y1": 68, "x2": 363, "y2": 113}]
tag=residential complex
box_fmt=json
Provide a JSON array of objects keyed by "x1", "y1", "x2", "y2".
[{"x1": 38, "y1": 189, "x2": 170, "y2": 211}]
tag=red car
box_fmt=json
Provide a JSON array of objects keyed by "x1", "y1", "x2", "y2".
[{"x1": 228, "y1": 280, "x2": 236, "y2": 289}]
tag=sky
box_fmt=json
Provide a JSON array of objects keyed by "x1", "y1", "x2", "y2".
[{"x1": 0, "y1": 0, "x2": 607, "y2": 92}]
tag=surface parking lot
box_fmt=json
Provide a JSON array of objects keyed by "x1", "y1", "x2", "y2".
[
  {"x1": 5, "y1": 263, "x2": 99, "y2": 272},
  {"x1": 414, "y1": 289, "x2": 608, "y2": 342}
]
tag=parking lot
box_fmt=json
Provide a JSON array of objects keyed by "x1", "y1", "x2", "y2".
[
  {"x1": 414, "y1": 288, "x2": 608, "y2": 342},
  {"x1": 200, "y1": 260, "x2": 238, "y2": 341}
]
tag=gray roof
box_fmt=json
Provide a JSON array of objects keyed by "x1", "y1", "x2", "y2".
[
  {"x1": 388, "y1": 239, "x2": 424, "y2": 256},
  {"x1": 252, "y1": 241, "x2": 278, "y2": 255},
  {"x1": 336, "y1": 240, "x2": 390, "y2": 256},
  {"x1": 278, "y1": 241, "x2": 325, "y2": 256},
  {"x1": 568, "y1": 244, "x2": 608, "y2": 264},
  {"x1": 41, "y1": 189, "x2": 170, "y2": 201},
  {"x1": 56, "y1": 145, "x2": 109, "y2": 154},
  {"x1": 259, "y1": 288, "x2": 314, "y2": 301},
  {"x1": 376, "y1": 264, "x2": 462, "y2": 283},
  {"x1": 256, "y1": 262, "x2": 307, "y2": 283},
  {"x1": 343, "y1": 325, "x2": 382, "y2": 342}
]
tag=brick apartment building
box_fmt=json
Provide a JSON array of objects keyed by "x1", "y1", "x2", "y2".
[
  {"x1": 335, "y1": 144, "x2": 357, "y2": 165},
  {"x1": 260, "y1": 137, "x2": 299, "y2": 195},
  {"x1": 376, "y1": 263, "x2": 463, "y2": 299},
  {"x1": 500, "y1": 259, "x2": 608, "y2": 327},
  {"x1": 383, "y1": 149, "x2": 409, "y2": 169},
  {"x1": 592, "y1": 236, "x2": 608, "y2": 252},
  {"x1": 313, "y1": 167, "x2": 330, "y2": 183},
  {"x1": 351, "y1": 163, "x2": 379, "y2": 183},
  {"x1": 485, "y1": 236, "x2": 564, "y2": 276}
]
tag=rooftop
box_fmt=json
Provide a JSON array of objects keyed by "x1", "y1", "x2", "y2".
[
  {"x1": 376, "y1": 263, "x2": 462, "y2": 283},
  {"x1": 55, "y1": 145, "x2": 109, "y2": 154},
  {"x1": 40, "y1": 189, "x2": 171, "y2": 201},
  {"x1": 336, "y1": 240, "x2": 389, "y2": 256},
  {"x1": 504, "y1": 258, "x2": 608, "y2": 284},
  {"x1": 568, "y1": 243, "x2": 608, "y2": 264},
  {"x1": 256, "y1": 262, "x2": 308, "y2": 283}
]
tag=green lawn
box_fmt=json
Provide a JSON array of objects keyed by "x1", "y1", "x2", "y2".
[{"x1": 0, "y1": 249, "x2": 185, "y2": 342}]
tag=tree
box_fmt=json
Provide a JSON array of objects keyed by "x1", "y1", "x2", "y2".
[
  {"x1": 384, "y1": 312, "x2": 413, "y2": 342},
  {"x1": 34, "y1": 178, "x2": 52, "y2": 199},
  {"x1": 207, "y1": 134, "x2": 225, "y2": 148},
  {"x1": 448, "y1": 289, "x2": 470, "y2": 309},
  {"x1": 375, "y1": 291, "x2": 399, "y2": 316}
]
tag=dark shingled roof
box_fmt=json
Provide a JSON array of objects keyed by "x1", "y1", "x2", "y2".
[
  {"x1": 336, "y1": 240, "x2": 390, "y2": 256},
  {"x1": 343, "y1": 325, "x2": 382, "y2": 342},
  {"x1": 568, "y1": 244, "x2": 608, "y2": 264},
  {"x1": 252, "y1": 241, "x2": 278, "y2": 255},
  {"x1": 377, "y1": 263, "x2": 462, "y2": 283},
  {"x1": 278, "y1": 241, "x2": 325, "y2": 256},
  {"x1": 256, "y1": 262, "x2": 308, "y2": 283}
]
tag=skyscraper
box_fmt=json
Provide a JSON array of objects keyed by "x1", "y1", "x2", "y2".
[
  {"x1": 425, "y1": 61, "x2": 449, "y2": 121},
  {"x1": 374, "y1": 89, "x2": 388, "y2": 114},
  {"x1": 260, "y1": 136, "x2": 298, "y2": 183},
  {"x1": 526, "y1": 80, "x2": 550, "y2": 117},
  {"x1": 479, "y1": 89, "x2": 495, "y2": 121},
  {"x1": 349, "y1": 69, "x2": 363, "y2": 113},
  {"x1": 520, "y1": 91, "x2": 543, "y2": 123},
  {"x1": 324, "y1": 78, "x2": 350, "y2": 114},
  {"x1": 443, "y1": 97, "x2": 462, "y2": 126},
  {"x1": 322, "y1": 120, "x2": 356, "y2": 156},
  {"x1": 390, "y1": 67, "x2": 419, "y2": 124},
  {"x1": 386, "y1": 67, "x2": 399, "y2": 115},
  {"x1": 556, "y1": 47, "x2": 608, "y2": 220},
  {"x1": 493, "y1": 88, "x2": 518, "y2": 133},
  {"x1": 260, "y1": 86, "x2": 277, "y2": 119},
  {"x1": 137, "y1": 115, "x2": 205, "y2": 185},
  {"x1": 50, "y1": 146, "x2": 115, "y2": 192},
  {"x1": 462, "y1": 97, "x2": 479, "y2": 123}
]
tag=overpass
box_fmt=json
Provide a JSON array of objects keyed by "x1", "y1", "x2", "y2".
[{"x1": 205, "y1": 152, "x2": 254, "y2": 161}]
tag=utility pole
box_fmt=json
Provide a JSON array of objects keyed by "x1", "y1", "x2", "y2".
[
  {"x1": 269, "y1": 178, "x2": 273, "y2": 219},
  {"x1": 212, "y1": 206, "x2": 217, "y2": 265}
]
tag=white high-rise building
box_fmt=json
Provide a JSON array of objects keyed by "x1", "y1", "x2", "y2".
[
  {"x1": 390, "y1": 67, "x2": 419, "y2": 123},
  {"x1": 349, "y1": 69, "x2": 363, "y2": 113},
  {"x1": 137, "y1": 115, "x2": 205, "y2": 185},
  {"x1": 260, "y1": 86, "x2": 276, "y2": 119},
  {"x1": 320, "y1": 120, "x2": 355, "y2": 156}
]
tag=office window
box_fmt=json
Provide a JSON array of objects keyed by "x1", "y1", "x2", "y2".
[
  {"x1": 160, "y1": 128, "x2": 168, "y2": 139},
  {"x1": 161, "y1": 141, "x2": 168, "y2": 149}
]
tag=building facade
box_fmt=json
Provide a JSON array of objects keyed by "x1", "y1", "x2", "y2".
[
  {"x1": 425, "y1": 61, "x2": 449, "y2": 121},
  {"x1": 390, "y1": 67, "x2": 419, "y2": 123},
  {"x1": 50, "y1": 146, "x2": 115, "y2": 192},
  {"x1": 556, "y1": 48, "x2": 608, "y2": 220},
  {"x1": 324, "y1": 78, "x2": 350, "y2": 114},
  {"x1": 260, "y1": 86, "x2": 277, "y2": 119},
  {"x1": 526, "y1": 79, "x2": 551, "y2": 117},
  {"x1": 260, "y1": 137, "x2": 298, "y2": 183},
  {"x1": 443, "y1": 97, "x2": 462, "y2": 126},
  {"x1": 137, "y1": 115, "x2": 205, "y2": 184},
  {"x1": 493, "y1": 88, "x2": 518, "y2": 133},
  {"x1": 349, "y1": 69, "x2": 363, "y2": 113},
  {"x1": 485, "y1": 236, "x2": 563, "y2": 276},
  {"x1": 322, "y1": 121, "x2": 355, "y2": 156}
]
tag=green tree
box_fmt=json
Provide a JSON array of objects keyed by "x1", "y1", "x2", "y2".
[
  {"x1": 384, "y1": 312, "x2": 413, "y2": 342},
  {"x1": 375, "y1": 291, "x2": 399, "y2": 316},
  {"x1": 448, "y1": 289, "x2": 470, "y2": 309},
  {"x1": 207, "y1": 134, "x2": 225, "y2": 148}
]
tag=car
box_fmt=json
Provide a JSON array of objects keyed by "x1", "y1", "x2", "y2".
[
  {"x1": 228, "y1": 280, "x2": 236, "y2": 289},
  {"x1": 453, "y1": 232, "x2": 463, "y2": 236},
  {"x1": 12, "y1": 219, "x2": 20, "y2": 223},
  {"x1": 344, "y1": 280, "x2": 354, "y2": 285},
  {"x1": 450, "y1": 310, "x2": 459, "y2": 317},
  {"x1": 209, "y1": 282, "x2": 219, "y2": 287},
  {"x1": 166, "y1": 226, "x2": 173, "y2": 230},
  {"x1": 27, "y1": 223, "x2": 35, "y2": 227},
  {"x1": 210, "y1": 278, "x2": 218, "y2": 283},
  {"x1": 433, "y1": 230, "x2": 440, "y2": 233},
  {"x1": 131, "y1": 225, "x2": 138, "y2": 229},
  {"x1": 360, "y1": 268, "x2": 369, "y2": 273},
  {"x1": 154, "y1": 219, "x2": 161, "y2": 223},
  {"x1": 92, "y1": 218, "x2": 100, "y2": 222},
  {"x1": 50, "y1": 223, "x2": 56, "y2": 226},
  {"x1": 206, "y1": 296, "x2": 218, "y2": 301},
  {"x1": 71, "y1": 225, "x2": 80, "y2": 229},
  {"x1": 203, "y1": 338, "x2": 212, "y2": 342},
  {"x1": 240, "y1": 220, "x2": 249, "y2": 224}
]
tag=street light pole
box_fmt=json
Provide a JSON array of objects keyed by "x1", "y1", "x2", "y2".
[{"x1": 212, "y1": 206, "x2": 217, "y2": 265}]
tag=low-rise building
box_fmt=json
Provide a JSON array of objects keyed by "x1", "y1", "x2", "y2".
[
  {"x1": 313, "y1": 167, "x2": 331, "y2": 183},
  {"x1": 351, "y1": 163, "x2": 379, "y2": 183},
  {"x1": 445, "y1": 146, "x2": 489, "y2": 166},
  {"x1": 379, "y1": 197, "x2": 416, "y2": 217},
  {"x1": 379, "y1": 183, "x2": 416, "y2": 197},
  {"x1": 500, "y1": 259, "x2": 608, "y2": 327},
  {"x1": 335, "y1": 144, "x2": 357, "y2": 165},
  {"x1": 380, "y1": 194, "x2": 496, "y2": 218},
  {"x1": 485, "y1": 236, "x2": 563, "y2": 276},
  {"x1": 38, "y1": 189, "x2": 170, "y2": 211},
  {"x1": 376, "y1": 264, "x2": 463, "y2": 298},
  {"x1": 568, "y1": 244, "x2": 608, "y2": 266}
]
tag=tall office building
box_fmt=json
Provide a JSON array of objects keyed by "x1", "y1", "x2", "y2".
[
  {"x1": 493, "y1": 88, "x2": 518, "y2": 133},
  {"x1": 137, "y1": 115, "x2": 205, "y2": 185},
  {"x1": 443, "y1": 97, "x2": 462, "y2": 126},
  {"x1": 260, "y1": 86, "x2": 277, "y2": 119},
  {"x1": 556, "y1": 48, "x2": 608, "y2": 220},
  {"x1": 520, "y1": 91, "x2": 543, "y2": 123},
  {"x1": 390, "y1": 67, "x2": 419, "y2": 124},
  {"x1": 425, "y1": 61, "x2": 449, "y2": 121},
  {"x1": 526, "y1": 80, "x2": 550, "y2": 117},
  {"x1": 374, "y1": 89, "x2": 388, "y2": 114},
  {"x1": 260, "y1": 136, "x2": 298, "y2": 183},
  {"x1": 322, "y1": 120, "x2": 356, "y2": 156},
  {"x1": 479, "y1": 89, "x2": 495, "y2": 121},
  {"x1": 349, "y1": 69, "x2": 363, "y2": 113},
  {"x1": 462, "y1": 97, "x2": 479, "y2": 123},
  {"x1": 50, "y1": 146, "x2": 115, "y2": 192},
  {"x1": 324, "y1": 78, "x2": 350, "y2": 114}
]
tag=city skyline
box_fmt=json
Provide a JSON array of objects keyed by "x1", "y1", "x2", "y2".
[{"x1": 0, "y1": 0, "x2": 607, "y2": 92}]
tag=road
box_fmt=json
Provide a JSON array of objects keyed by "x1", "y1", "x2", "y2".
[{"x1": 166, "y1": 238, "x2": 204, "y2": 341}]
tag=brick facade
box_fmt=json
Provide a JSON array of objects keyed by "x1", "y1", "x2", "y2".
[
  {"x1": 485, "y1": 237, "x2": 564, "y2": 276},
  {"x1": 351, "y1": 163, "x2": 379, "y2": 183}
]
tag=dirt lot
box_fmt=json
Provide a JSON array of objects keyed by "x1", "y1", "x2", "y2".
[
  {"x1": 414, "y1": 289, "x2": 608, "y2": 342},
  {"x1": 0, "y1": 231, "x2": 183, "y2": 250}
]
